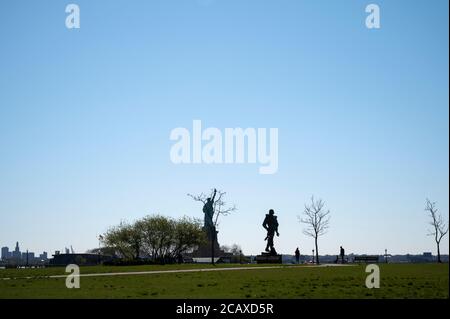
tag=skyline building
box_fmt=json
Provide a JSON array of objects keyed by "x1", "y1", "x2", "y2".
[
  {"x1": 12, "y1": 241, "x2": 21, "y2": 259},
  {"x1": 1, "y1": 247, "x2": 9, "y2": 260}
]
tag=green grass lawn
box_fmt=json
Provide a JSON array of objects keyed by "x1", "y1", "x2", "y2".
[{"x1": 0, "y1": 263, "x2": 448, "y2": 299}]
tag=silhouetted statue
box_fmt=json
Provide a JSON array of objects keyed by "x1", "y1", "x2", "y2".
[
  {"x1": 203, "y1": 189, "x2": 217, "y2": 241},
  {"x1": 295, "y1": 247, "x2": 300, "y2": 264},
  {"x1": 263, "y1": 209, "x2": 279, "y2": 255}
]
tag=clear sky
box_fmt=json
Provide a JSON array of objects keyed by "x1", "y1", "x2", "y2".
[{"x1": 0, "y1": 0, "x2": 448, "y2": 256}]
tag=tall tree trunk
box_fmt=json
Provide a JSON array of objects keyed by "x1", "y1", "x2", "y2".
[
  {"x1": 315, "y1": 237, "x2": 319, "y2": 265},
  {"x1": 437, "y1": 242, "x2": 441, "y2": 263},
  {"x1": 211, "y1": 236, "x2": 215, "y2": 265}
]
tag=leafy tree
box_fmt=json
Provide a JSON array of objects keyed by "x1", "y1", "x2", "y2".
[
  {"x1": 173, "y1": 216, "x2": 207, "y2": 258},
  {"x1": 102, "y1": 221, "x2": 142, "y2": 260},
  {"x1": 140, "y1": 215, "x2": 175, "y2": 262},
  {"x1": 221, "y1": 244, "x2": 242, "y2": 255},
  {"x1": 101, "y1": 215, "x2": 205, "y2": 264}
]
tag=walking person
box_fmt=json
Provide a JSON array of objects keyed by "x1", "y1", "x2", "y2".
[{"x1": 295, "y1": 247, "x2": 300, "y2": 264}]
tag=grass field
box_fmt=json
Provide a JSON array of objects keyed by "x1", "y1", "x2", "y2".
[{"x1": 0, "y1": 263, "x2": 448, "y2": 299}]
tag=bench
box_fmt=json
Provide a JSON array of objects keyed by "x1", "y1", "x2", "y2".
[{"x1": 353, "y1": 256, "x2": 379, "y2": 263}]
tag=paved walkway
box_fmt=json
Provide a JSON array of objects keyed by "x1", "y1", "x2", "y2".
[{"x1": 1, "y1": 264, "x2": 353, "y2": 281}]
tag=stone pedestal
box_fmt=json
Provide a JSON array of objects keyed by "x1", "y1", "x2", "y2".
[
  {"x1": 191, "y1": 239, "x2": 223, "y2": 257},
  {"x1": 191, "y1": 227, "x2": 225, "y2": 258},
  {"x1": 256, "y1": 252, "x2": 282, "y2": 264}
]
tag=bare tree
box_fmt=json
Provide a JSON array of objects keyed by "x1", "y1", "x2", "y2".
[
  {"x1": 425, "y1": 199, "x2": 448, "y2": 263},
  {"x1": 299, "y1": 196, "x2": 331, "y2": 264},
  {"x1": 188, "y1": 188, "x2": 236, "y2": 264}
]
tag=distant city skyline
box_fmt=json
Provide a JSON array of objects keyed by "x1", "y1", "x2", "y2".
[
  {"x1": 1, "y1": 241, "x2": 48, "y2": 264},
  {"x1": 0, "y1": 1, "x2": 448, "y2": 256}
]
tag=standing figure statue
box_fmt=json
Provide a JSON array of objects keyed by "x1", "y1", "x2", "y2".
[
  {"x1": 202, "y1": 188, "x2": 217, "y2": 241},
  {"x1": 263, "y1": 209, "x2": 279, "y2": 255}
]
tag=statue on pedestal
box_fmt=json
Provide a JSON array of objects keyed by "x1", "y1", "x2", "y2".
[
  {"x1": 263, "y1": 209, "x2": 279, "y2": 255},
  {"x1": 202, "y1": 188, "x2": 217, "y2": 241},
  {"x1": 189, "y1": 188, "x2": 235, "y2": 262}
]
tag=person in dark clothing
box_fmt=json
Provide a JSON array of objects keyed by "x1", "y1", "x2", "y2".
[{"x1": 295, "y1": 247, "x2": 300, "y2": 264}]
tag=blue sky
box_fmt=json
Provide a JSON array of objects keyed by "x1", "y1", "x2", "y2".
[{"x1": 0, "y1": 0, "x2": 448, "y2": 256}]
